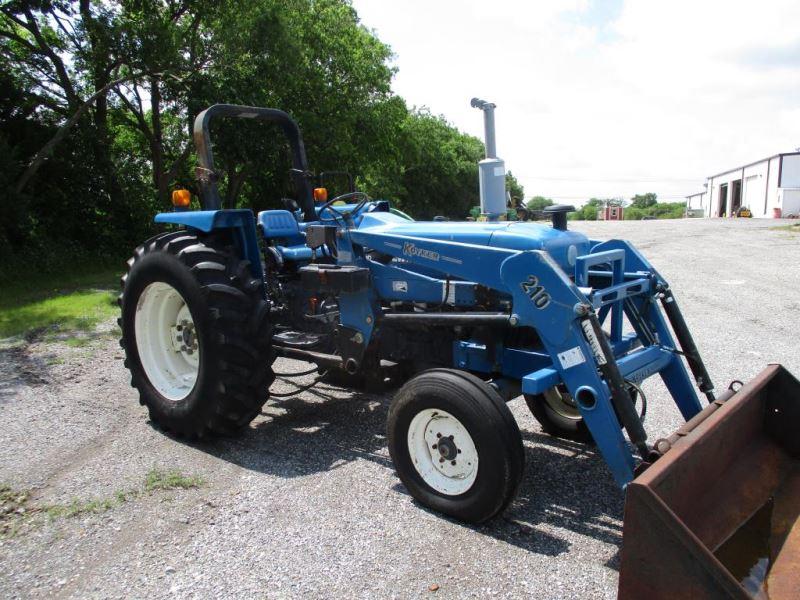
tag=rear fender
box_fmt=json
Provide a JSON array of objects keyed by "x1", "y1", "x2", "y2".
[{"x1": 154, "y1": 209, "x2": 264, "y2": 281}]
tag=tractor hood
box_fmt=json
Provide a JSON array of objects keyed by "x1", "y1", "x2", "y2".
[{"x1": 357, "y1": 211, "x2": 590, "y2": 272}]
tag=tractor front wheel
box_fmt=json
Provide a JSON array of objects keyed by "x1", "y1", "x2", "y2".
[
  {"x1": 525, "y1": 386, "x2": 593, "y2": 443},
  {"x1": 387, "y1": 369, "x2": 524, "y2": 523},
  {"x1": 119, "y1": 230, "x2": 274, "y2": 438}
]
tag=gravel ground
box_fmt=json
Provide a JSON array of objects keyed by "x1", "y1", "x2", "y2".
[{"x1": 0, "y1": 218, "x2": 798, "y2": 599}]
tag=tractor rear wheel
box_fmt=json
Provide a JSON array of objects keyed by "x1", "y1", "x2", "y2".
[
  {"x1": 387, "y1": 369, "x2": 525, "y2": 523},
  {"x1": 525, "y1": 386, "x2": 593, "y2": 443},
  {"x1": 119, "y1": 230, "x2": 274, "y2": 438}
]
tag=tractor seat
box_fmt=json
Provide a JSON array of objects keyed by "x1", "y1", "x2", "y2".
[
  {"x1": 257, "y1": 209, "x2": 314, "y2": 262},
  {"x1": 257, "y1": 210, "x2": 305, "y2": 245}
]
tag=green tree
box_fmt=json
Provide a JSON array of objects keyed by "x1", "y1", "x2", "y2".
[
  {"x1": 0, "y1": 0, "x2": 511, "y2": 277},
  {"x1": 505, "y1": 171, "x2": 524, "y2": 206},
  {"x1": 526, "y1": 196, "x2": 554, "y2": 211},
  {"x1": 570, "y1": 198, "x2": 604, "y2": 220},
  {"x1": 624, "y1": 200, "x2": 686, "y2": 220},
  {"x1": 380, "y1": 108, "x2": 483, "y2": 219},
  {"x1": 631, "y1": 192, "x2": 657, "y2": 209}
]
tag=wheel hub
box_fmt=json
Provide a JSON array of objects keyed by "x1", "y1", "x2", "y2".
[
  {"x1": 407, "y1": 409, "x2": 479, "y2": 496},
  {"x1": 171, "y1": 318, "x2": 198, "y2": 356},
  {"x1": 134, "y1": 282, "x2": 200, "y2": 401},
  {"x1": 435, "y1": 435, "x2": 458, "y2": 461}
]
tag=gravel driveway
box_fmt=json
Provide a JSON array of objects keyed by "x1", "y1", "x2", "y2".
[{"x1": 1, "y1": 218, "x2": 798, "y2": 599}]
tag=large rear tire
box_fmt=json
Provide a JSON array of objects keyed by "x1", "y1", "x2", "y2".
[
  {"x1": 387, "y1": 369, "x2": 524, "y2": 523},
  {"x1": 119, "y1": 230, "x2": 274, "y2": 438}
]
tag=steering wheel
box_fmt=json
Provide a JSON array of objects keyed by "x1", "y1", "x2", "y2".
[{"x1": 318, "y1": 191, "x2": 371, "y2": 222}]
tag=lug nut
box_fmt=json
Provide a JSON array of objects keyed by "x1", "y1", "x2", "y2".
[
  {"x1": 451, "y1": 461, "x2": 456, "y2": 466},
  {"x1": 436, "y1": 433, "x2": 442, "y2": 438},
  {"x1": 458, "y1": 449, "x2": 462, "y2": 454},
  {"x1": 432, "y1": 444, "x2": 437, "y2": 449},
  {"x1": 439, "y1": 457, "x2": 445, "y2": 463}
]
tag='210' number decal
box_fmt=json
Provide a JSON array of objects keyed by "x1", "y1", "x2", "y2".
[{"x1": 520, "y1": 275, "x2": 551, "y2": 309}]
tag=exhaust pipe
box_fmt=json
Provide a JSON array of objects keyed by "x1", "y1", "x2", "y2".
[{"x1": 471, "y1": 98, "x2": 506, "y2": 220}]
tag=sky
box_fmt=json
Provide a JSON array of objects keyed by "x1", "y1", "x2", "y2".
[{"x1": 351, "y1": 0, "x2": 800, "y2": 204}]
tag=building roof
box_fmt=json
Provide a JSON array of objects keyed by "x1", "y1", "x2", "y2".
[{"x1": 707, "y1": 151, "x2": 800, "y2": 180}]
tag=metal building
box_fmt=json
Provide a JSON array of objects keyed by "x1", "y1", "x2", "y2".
[{"x1": 686, "y1": 152, "x2": 800, "y2": 218}]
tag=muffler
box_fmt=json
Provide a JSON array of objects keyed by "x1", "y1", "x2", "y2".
[{"x1": 619, "y1": 364, "x2": 800, "y2": 599}]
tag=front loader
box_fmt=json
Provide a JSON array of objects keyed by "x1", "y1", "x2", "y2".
[{"x1": 118, "y1": 101, "x2": 800, "y2": 598}]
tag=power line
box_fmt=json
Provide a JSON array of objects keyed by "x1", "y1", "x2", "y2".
[
  {"x1": 539, "y1": 195, "x2": 692, "y2": 200},
  {"x1": 529, "y1": 175, "x2": 703, "y2": 183}
]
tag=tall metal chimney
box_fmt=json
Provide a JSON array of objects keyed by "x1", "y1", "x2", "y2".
[{"x1": 471, "y1": 98, "x2": 506, "y2": 220}]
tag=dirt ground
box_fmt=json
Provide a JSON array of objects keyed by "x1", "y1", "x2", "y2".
[{"x1": 1, "y1": 218, "x2": 798, "y2": 599}]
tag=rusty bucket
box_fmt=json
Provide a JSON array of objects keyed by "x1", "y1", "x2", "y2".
[{"x1": 619, "y1": 364, "x2": 800, "y2": 600}]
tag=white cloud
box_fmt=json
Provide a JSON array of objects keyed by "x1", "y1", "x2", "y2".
[{"x1": 352, "y1": 0, "x2": 800, "y2": 203}]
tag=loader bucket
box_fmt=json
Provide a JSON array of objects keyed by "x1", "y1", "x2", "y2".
[{"x1": 618, "y1": 364, "x2": 800, "y2": 600}]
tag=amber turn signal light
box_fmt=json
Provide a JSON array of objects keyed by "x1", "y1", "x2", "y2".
[
  {"x1": 171, "y1": 189, "x2": 191, "y2": 207},
  {"x1": 313, "y1": 187, "x2": 328, "y2": 202}
]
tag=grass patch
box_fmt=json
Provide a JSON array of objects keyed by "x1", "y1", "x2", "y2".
[
  {"x1": 1, "y1": 485, "x2": 32, "y2": 537},
  {"x1": 0, "y1": 263, "x2": 120, "y2": 339},
  {"x1": 144, "y1": 468, "x2": 204, "y2": 492},
  {"x1": 1, "y1": 468, "x2": 203, "y2": 537},
  {"x1": 44, "y1": 497, "x2": 118, "y2": 519},
  {"x1": 62, "y1": 335, "x2": 95, "y2": 348},
  {"x1": 0, "y1": 290, "x2": 118, "y2": 338},
  {"x1": 0, "y1": 264, "x2": 121, "y2": 309},
  {"x1": 772, "y1": 222, "x2": 800, "y2": 233},
  {"x1": 1, "y1": 485, "x2": 30, "y2": 516}
]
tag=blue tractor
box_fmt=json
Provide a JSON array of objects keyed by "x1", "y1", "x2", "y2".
[{"x1": 119, "y1": 104, "x2": 800, "y2": 589}]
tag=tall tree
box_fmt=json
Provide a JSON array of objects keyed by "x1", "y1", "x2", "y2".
[
  {"x1": 505, "y1": 171, "x2": 524, "y2": 206},
  {"x1": 0, "y1": 0, "x2": 508, "y2": 275},
  {"x1": 526, "y1": 195, "x2": 554, "y2": 211},
  {"x1": 631, "y1": 192, "x2": 657, "y2": 208},
  {"x1": 387, "y1": 109, "x2": 484, "y2": 219}
]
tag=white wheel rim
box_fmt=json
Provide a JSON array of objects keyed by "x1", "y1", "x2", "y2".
[
  {"x1": 134, "y1": 282, "x2": 199, "y2": 402},
  {"x1": 407, "y1": 409, "x2": 479, "y2": 496},
  {"x1": 544, "y1": 387, "x2": 582, "y2": 420}
]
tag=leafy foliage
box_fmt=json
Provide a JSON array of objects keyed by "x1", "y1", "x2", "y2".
[
  {"x1": 630, "y1": 192, "x2": 657, "y2": 209},
  {"x1": 526, "y1": 196, "x2": 554, "y2": 211},
  {"x1": 569, "y1": 198, "x2": 605, "y2": 220},
  {"x1": 505, "y1": 171, "x2": 524, "y2": 205},
  {"x1": 568, "y1": 194, "x2": 686, "y2": 220},
  {"x1": 624, "y1": 201, "x2": 686, "y2": 220},
  {"x1": 0, "y1": 0, "x2": 488, "y2": 276}
]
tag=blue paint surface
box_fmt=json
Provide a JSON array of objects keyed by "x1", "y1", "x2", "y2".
[{"x1": 154, "y1": 200, "x2": 705, "y2": 487}]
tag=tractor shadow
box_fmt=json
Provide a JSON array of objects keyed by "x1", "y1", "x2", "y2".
[
  {"x1": 173, "y1": 383, "x2": 623, "y2": 563},
  {"x1": 503, "y1": 430, "x2": 624, "y2": 565},
  {"x1": 171, "y1": 382, "x2": 394, "y2": 478},
  {"x1": 391, "y1": 428, "x2": 625, "y2": 561}
]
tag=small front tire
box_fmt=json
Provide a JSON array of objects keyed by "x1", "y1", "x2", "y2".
[
  {"x1": 387, "y1": 369, "x2": 524, "y2": 523},
  {"x1": 524, "y1": 386, "x2": 593, "y2": 443}
]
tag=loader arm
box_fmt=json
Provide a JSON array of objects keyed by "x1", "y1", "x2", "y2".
[{"x1": 345, "y1": 228, "x2": 701, "y2": 486}]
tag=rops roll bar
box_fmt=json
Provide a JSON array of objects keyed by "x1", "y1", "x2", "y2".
[{"x1": 192, "y1": 104, "x2": 316, "y2": 222}]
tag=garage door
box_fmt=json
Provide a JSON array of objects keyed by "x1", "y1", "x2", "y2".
[{"x1": 744, "y1": 175, "x2": 762, "y2": 215}]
